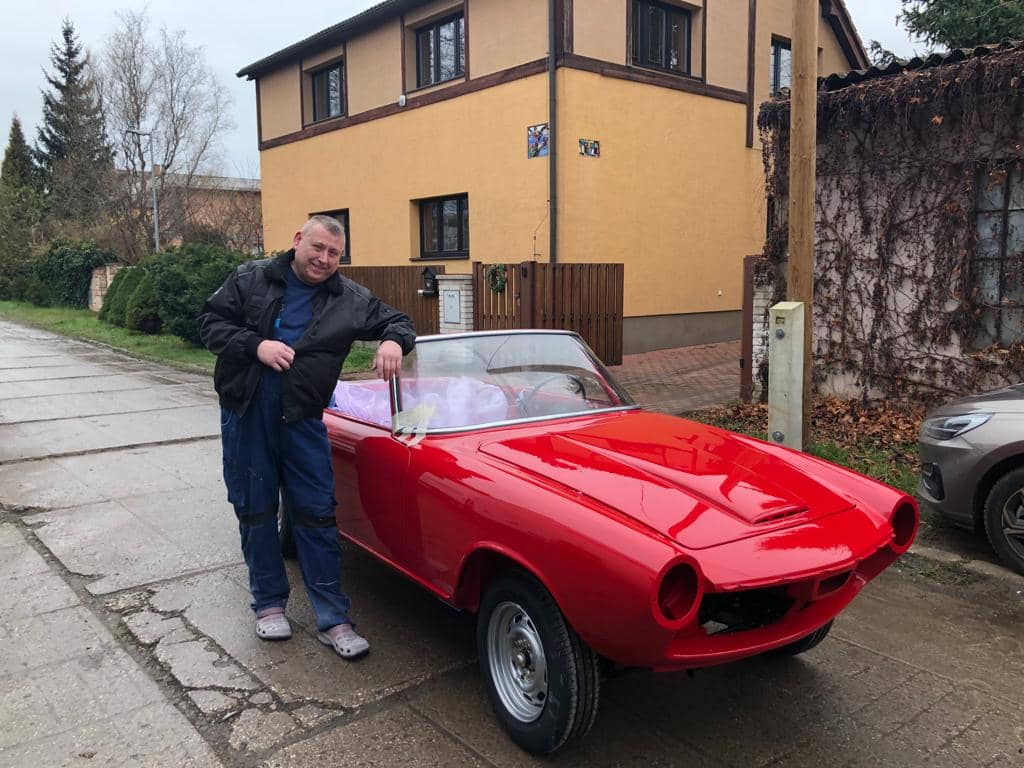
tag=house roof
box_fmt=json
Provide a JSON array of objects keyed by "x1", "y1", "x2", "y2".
[
  {"x1": 123, "y1": 170, "x2": 261, "y2": 192},
  {"x1": 237, "y1": 0, "x2": 421, "y2": 79},
  {"x1": 237, "y1": 0, "x2": 868, "y2": 80},
  {"x1": 821, "y1": 40, "x2": 1024, "y2": 92}
]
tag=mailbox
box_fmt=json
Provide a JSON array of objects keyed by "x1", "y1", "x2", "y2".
[{"x1": 419, "y1": 266, "x2": 438, "y2": 297}]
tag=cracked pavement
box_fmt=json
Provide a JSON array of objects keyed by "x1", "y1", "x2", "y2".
[{"x1": 1, "y1": 318, "x2": 1023, "y2": 767}]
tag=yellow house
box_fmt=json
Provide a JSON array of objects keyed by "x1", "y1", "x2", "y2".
[{"x1": 238, "y1": 0, "x2": 865, "y2": 352}]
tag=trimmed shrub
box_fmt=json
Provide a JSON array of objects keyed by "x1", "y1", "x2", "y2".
[
  {"x1": 124, "y1": 272, "x2": 162, "y2": 334},
  {"x1": 98, "y1": 266, "x2": 129, "y2": 322},
  {"x1": 29, "y1": 240, "x2": 116, "y2": 307},
  {"x1": 145, "y1": 244, "x2": 251, "y2": 345},
  {"x1": 103, "y1": 266, "x2": 144, "y2": 327}
]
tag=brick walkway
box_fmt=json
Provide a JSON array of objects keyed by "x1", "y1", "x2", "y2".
[{"x1": 608, "y1": 340, "x2": 740, "y2": 415}]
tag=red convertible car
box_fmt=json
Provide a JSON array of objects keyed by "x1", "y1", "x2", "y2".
[{"x1": 283, "y1": 330, "x2": 918, "y2": 754}]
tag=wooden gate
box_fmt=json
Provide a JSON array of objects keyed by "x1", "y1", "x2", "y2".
[
  {"x1": 473, "y1": 261, "x2": 624, "y2": 365},
  {"x1": 339, "y1": 265, "x2": 444, "y2": 336}
]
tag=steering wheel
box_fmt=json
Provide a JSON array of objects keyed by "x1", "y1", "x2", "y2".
[{"x1": 515, "y1": 374, "x2": 585, "y2": 416}]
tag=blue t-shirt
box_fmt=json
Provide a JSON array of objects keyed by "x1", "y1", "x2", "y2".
[{"x1": 273, "y1": 268, "x2": 319, "y2": 348}]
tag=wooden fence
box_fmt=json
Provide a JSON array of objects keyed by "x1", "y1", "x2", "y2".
[
  {"x1": 473, "y1": 261, "x2": 624, "y2": 365},
  {"x1": 339, "y1": 265, "x2": 444, "y2": 337}
]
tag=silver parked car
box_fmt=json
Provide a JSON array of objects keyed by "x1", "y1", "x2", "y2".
[{"x1": 918, "y1": 384, "x2": 1024, "y2": 575}]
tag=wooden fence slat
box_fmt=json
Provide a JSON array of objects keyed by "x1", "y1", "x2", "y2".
[
  {"x1": 339, "y1": 264, "x2": 444, "y2": 337},
  {"x1": 471, "y1": 261, "x2": 623, "y2": 365}
]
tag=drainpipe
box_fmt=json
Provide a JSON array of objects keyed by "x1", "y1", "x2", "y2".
[{"x1": 548, "y1": 0, "x2": 558, "y2": 263}]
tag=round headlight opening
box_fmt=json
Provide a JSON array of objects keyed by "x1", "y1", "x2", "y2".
[{"x1": 657, "y1": 562, "x2": 699, "y2": 623}]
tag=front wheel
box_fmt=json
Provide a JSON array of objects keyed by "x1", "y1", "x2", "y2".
[
  {"x1": 477, "y1": 572, "x2": 600, "y2": 754},
  {"x1": 983, "y1": 467, "x2": 1024, "y2": 576},
  {"x1": 770, "y1": 620, "x2": 833, "y2": 657}
]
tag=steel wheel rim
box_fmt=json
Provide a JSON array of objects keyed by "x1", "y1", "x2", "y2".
[
  {"x1": 1001, "y1": 488, "x2": 1024, "y2": 559},
  {"x1": 487, "y1": 601, "x2": 548, "y2": 723}
]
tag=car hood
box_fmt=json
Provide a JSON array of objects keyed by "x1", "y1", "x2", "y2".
[
  {"x1": 479, "y1": 412, "x2": 856, "y2": 550},
  {"x1": 928, "y1": 383, "x2": 1024, "y2": 416}
]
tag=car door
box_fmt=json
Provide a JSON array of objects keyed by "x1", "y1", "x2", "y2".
[{"x1": 324, "y1": 409, "x2": 411, "y2": 564}]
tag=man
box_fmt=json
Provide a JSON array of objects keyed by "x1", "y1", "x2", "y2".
[{"x1": 199, "y1": 215, "x2": 415, "y2": 659}]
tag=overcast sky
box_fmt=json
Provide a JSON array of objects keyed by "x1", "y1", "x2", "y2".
[{"x1": 1, "y1": 0, "x2": 922, "y2": 177}]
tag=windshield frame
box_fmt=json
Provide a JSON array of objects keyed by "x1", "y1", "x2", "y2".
[{"x1": 388, "y1": 330, "x2": 638, "y2": 436}]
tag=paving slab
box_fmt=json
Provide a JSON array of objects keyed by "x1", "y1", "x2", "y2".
[
  {"x1": 0, "y1": 441, "x2": 222, "y2": 510},
  {"x1": 0, "y1": 403, "x2": 220, "y2": 462},
  {"x1": 0, "y1": 372, "x2": 191, "y2": 400},
  {"x1": 142, "y1": 553, "x2": 476, "y2": 709},
  {"x1": 0, "y1": 605, "x2": 114, "y2": 677},
  {"x1": 0, "y1": 361, "x2": 149, "y2": 383},
  {"x1": 0, "y1": 385, "x2": 213, "y2": 424},
  {"x1": 26, "y1": 492, "x2": 240, "y2": 594},
  {"x1": 3, "y1": 565, "x2": 81, "y2": 620},
  {"x1": 261, "y1": 705, "x2": 487, "y2": 768},
  {"x1": 0, "y1": 702, "x2": 223, "y2": 768},
  {"x1": 227, "y1": 709, "x2": 301, "y2": 754},
  {"x1": 0, "y1": 649, "x2": 164, "y2": 750}
]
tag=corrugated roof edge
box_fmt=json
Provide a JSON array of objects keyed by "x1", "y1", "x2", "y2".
[
  {"x1": 821, "y1": 40, "x2": 1024, "y2": 92},
  {"x1": 236, "y1": 0, "x2": 430, "y2": 79}
]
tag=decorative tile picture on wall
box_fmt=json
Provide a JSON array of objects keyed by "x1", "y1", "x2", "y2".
[
  {"x1": 579, "y1": 139, "x2": 600, "y2": 158},
  {"x1": 527, "y1": 123, "x2": 550, "y2": 158}
]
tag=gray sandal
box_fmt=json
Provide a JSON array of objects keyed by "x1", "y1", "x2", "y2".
[
  {"x1": 255, "y1": 608, "x2": 292, "y2": 640},
  {"x1": 317, "y1": 623, "x2": 369, "y2": 659}
]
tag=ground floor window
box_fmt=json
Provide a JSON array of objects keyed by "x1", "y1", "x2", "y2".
[
  {"x1": 419, "y1": 194, "x2": 469, "y2": 259},
  {"x1": 973, "y1": 165, "x2": 1024, "y2": 346},
  {"x1": 308, "y1": 209, "x2": 351, "y2": 263},
  {"x1": 770, "y1": 39, "x2": 792, "y2": 97}
]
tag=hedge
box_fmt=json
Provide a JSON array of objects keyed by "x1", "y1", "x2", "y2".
[
  {"x1": 31, "y1": 240, "x2": 116, "y2": 308},
  {"x1": 98, "y1": 266, "x2": 129, "y2": 322},
  {"x1": 102, "y1": 266, "x2": 144, "y2": 327},
  {"x1": 125, "y1": 272, "x2": 162, "y2": 334},
  {"x1": 144, "y1": 245, "x2": 251, "y2": 345}
]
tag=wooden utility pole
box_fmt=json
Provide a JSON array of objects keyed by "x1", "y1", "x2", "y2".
[{"x1": 787, "y1": 0, "x2": 818, "y2": 448}]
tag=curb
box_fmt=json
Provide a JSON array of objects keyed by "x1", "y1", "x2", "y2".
[{"x1": 908, "y1": 542, "x2": 1024, "y2": 585}]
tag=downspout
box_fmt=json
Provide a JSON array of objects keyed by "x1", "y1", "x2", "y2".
[{"x1": 548, "y1": 0, "x2": 558, "y2": 263}]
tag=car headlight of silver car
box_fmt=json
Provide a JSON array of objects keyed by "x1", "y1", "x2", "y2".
[{"x1": 921, "y1": 412, "x2": 992, "y2": 441}]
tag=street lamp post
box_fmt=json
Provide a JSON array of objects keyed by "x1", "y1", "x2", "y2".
[{"x1": 126, "y1": 127, "x2": 160, "y2": 252}]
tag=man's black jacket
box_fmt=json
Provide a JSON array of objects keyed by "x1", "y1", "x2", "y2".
[{"x1": 199, "y1": 250, "x2": 416, "y2": 422}]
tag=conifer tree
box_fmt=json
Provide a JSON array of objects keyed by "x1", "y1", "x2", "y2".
[
  {"x1": 1, "y1": 116, "x2": 38, "y2": 189},
  {"x1": 35, "y1": 18, "x2": 113, "y2": 224}
]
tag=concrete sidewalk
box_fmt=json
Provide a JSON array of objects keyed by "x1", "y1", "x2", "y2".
[{"x1": 2, "y1": 321, "x2": 1023, "y2": 768}]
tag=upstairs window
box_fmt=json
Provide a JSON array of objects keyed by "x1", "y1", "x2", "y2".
[
  {"x1": 770, "y1": 39, "x2": 792, "y2": 96},
  {"x1": 312, "y1": 63, "x2": 344, "y2": 122},
  {"x1": 416, "y1": 13, "x2": 465, "y2": 88},
  {"x1": 420, "y1": 195, "x2": 469, "y2": 259},
  {"x1": 631, "y1": 0, "x2": 690, "y2": 75},
  {"x1": 973, "y1": 166, "x2": 1024, "y2": 347}
]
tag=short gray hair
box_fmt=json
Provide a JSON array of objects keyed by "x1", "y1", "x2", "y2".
[{"x1": 303, "y1": 214, "x2": 345, "y2": 240}]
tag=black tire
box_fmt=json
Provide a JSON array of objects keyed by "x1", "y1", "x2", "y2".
[
  {"x1": 279, "y1": 496, "x2": 297, "y2": 559},
  {"x1": 982, "y1": 467, "x2": 1024, "y2": 576},
  {"x1": 477, "y1": 571, "x2": 600, "y2": 754},
  {"x1": 770, "y1": 620, "x2": 833, "y2": 657}
]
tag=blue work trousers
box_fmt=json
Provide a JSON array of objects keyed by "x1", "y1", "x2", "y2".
[{"x1": 220, "y1": 372, "x2": 352, "y2": 631}]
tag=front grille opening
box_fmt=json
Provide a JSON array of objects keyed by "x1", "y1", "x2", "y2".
[
  {"x1": 698, "y1": 586, "x2": 794, "y2": 636},
  {"x1": 818, "y1": 570, "x2": 852, "y2": 596}
]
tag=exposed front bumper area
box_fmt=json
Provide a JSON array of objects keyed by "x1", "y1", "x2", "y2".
[{"x1": 648, "y1": 502, "x2": 917, "y2": 672}]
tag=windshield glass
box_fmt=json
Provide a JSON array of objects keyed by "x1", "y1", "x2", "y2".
[{"x1": 329, "y1": 332, "x2": 635, "y2": 433}]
